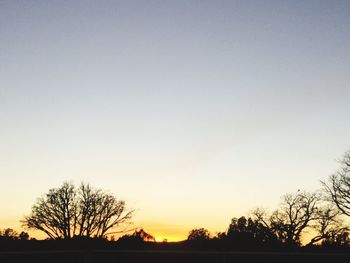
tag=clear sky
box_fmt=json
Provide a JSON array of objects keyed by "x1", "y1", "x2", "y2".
[{"x1": 1, "y1": 0, "x2": 350, "y2": 241}]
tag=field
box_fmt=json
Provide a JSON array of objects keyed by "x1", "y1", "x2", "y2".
[{"x1": 1, "y1": 250, "x2": 350, "y2": 263}]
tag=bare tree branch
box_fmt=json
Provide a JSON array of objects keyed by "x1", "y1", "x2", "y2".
[{"x1": 22, "y1": 182, "x2": 134, "y2": 239}]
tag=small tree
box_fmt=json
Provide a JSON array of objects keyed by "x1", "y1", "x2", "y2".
[
  {"x1": 226, "y1": 216, "x2": 278, "y2": 248},
  {"x1": 22, "y1": 182, "x2": 134, "y2": 239},
  {"x1": 308, "y1": 206, "x2": 348, "y2": 245},
  {"x1": 0, "y1": 228, "x2": 18, "y2": 240},
  {"x1": 322, "y1": 150, "x2": 350, "y2": 217},
  {"x1": 18, "y1": 231, "x2": 30, "y2": 241},
  {"x1": 187, "y1": 228, "x2": 211, "y2": 241},
  {"x1": 269, "y1": 191, "x2": 320, "y2": 246},
  {"x1": 118, "y1": 229, "x2": 155, "y2": 242}
]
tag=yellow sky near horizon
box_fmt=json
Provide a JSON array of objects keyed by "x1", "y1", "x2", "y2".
[
  {"x1": 0, "y1": 215, "x2": 325, "y2": 245},
  {"x1": 0, "y1": 215, "x2": 226, "y2": 242}
]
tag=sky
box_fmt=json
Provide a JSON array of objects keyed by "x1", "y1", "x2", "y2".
[{"x1": 1, "y1": 0, "x2": 350, "y2": 241}]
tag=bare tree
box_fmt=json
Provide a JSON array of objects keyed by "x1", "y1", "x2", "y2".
[
  {"x1": 322, "y1": 150, "x2": 350, "y2": 217},
  {"x1": 307, "y1": 206, "x2": 349, "y2": 245},
  {"x1": 251, "y1": 208, "x2": 270, "y2": 228},
  {"x1": 22, "y1": 182, "x2": 134, "y2": 239},
  {"x1": 22, "y1": 182, "x2": 77, "y2": 239},
  {"x1": 269, "y1": 191, "x2": 320, "y2": 245},
  {"x1": 252, "y1": 201, "x2": 349, "y2": 247},
  {"x1": 76, "y1": 184, "x2": 133, "y2": 237}
]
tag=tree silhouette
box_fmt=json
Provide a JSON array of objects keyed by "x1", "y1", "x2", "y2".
[
  {"x1": 0, "y1": 228, "x2": 18, "y2": 240},
  {"x1": 269, "y1": 191, "x2": 320, "y2": 246},
  {"x1": 322, "y1": 150, "x2": 350, "y2": 217},
  {"x1": 321, "y1": 229, "x2": 350, "y2": 247},
  {"x1": 187, "y1": 228, "x2": 211, "y2": 241},
  {"x1": 18, "y1": 231, "x2": 30, "y2": 241},
  {"x1": 225, "y1": 216, "x2": 279, "y2": 249},
  {"x1": 22, "y1": 182, "x2": 133, "y2": 239},
  {"x1": 119, "y1": 229, "x2": 155, "y2": 242},
  {"x1": 307, "y1": 206, "x2": 349, "y2": 245}
]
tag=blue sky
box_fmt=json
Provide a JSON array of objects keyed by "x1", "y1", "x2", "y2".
[{"x1": 1, "y1": 0, "x2": 350, "y2": 240}]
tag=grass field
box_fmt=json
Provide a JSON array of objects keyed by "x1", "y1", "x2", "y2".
[{"x1": 1, "y1": 250, "x2": 350, "y2": 263}]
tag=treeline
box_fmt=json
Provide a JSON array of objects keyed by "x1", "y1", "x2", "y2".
[
  {"x1": 0, "y1": 226, "x2": 348, "y2": 252},
  {"x1": 183, "y1": 150, "x2": 350, "y2": 250},
  {"x1": 1, "y1": 150, "x2": 350, "y2": 252}
]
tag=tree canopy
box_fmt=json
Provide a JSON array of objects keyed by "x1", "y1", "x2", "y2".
[
  {"x1": 322, "y1": 151, "x2": 350, "y2": 217},
  {"x1": 22, "y1": 182, "x2": 133, "y2": 239}
]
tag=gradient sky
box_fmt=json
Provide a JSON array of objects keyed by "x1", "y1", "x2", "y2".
[{"x1": 1, "y1": 0, "x2": 350, "y2": 241}]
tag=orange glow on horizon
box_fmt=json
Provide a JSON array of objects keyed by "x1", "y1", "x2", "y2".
[
  {"x1": 151, "y1": 231, "x2": 188, "y2": 242},
  {"x1": 137, "y1": 221, "x2": 189, "y2": 242},
  {"x1": 18, "y1": 221, "x2": 190, "y2": 242},
  {"x1": 154, "y1": 235, "x2": 184, "y2": 242}
]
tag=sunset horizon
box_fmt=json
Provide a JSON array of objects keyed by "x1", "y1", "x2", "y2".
[{"x1": 1, "y1": 1, "x2": 350, "y2": 262}]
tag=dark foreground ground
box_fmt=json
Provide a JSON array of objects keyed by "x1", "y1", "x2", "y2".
[{"x1": 1, "y1": 250, "x2": 350, "y2": 263}]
